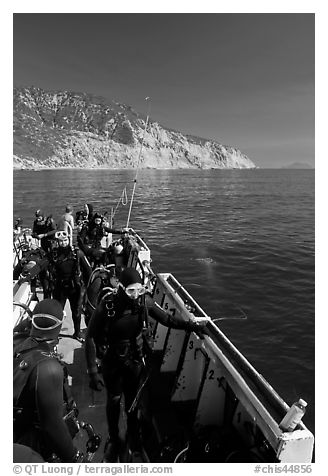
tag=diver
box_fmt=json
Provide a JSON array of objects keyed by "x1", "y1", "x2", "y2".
[
  {"x1": 13, "y1": 217, "x2": 23, "y2": 239},
  {"x1": 32, "y1": 209, "x2": 57, "y2": 253},
  {"x1": 78, "y1": 212, "x2": 123, "y2": 250},
  {"x1": 13, "y1": 299, "x2": 83, "y2": 463},
  {"x1": 76, "y1": 203, "x2": 95, "y2": 230},
  {"x1": 50, "y1": 231, "x2": 92, "y2": 342},
  {"x1": 86, "y1": 213, "x2": 108, "y2": 248},
  {"x1": 75, "y1": 210, "x2": 88, "y2": 233},
  {"x1": 85, "y1": 267, "x2": 208, "y2": 462},
  {"x1": 76, "y1": 203, "x2": 95, "y2": 245},
  {"x1": 57, "y1": 204, "x2": 75, "y2": 234}
]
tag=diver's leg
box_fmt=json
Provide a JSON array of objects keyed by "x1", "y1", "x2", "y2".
[
  {"x1": 102, "y1": 359, "x2": 122, "y2": 462},
  {"x1": 69, "y1": 288, "x2": 83, "y2": 340}
]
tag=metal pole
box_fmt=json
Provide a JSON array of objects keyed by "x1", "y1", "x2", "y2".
[{"x1": 126, "y1": 98, "x2": 151, "y2": 228}]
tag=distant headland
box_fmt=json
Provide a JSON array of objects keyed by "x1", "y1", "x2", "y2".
[{"x1": 13, "y1": 86, "x2": 256, "y2": 170}]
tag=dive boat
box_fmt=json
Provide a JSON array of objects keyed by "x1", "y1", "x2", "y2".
[{"x1": 13, "y1": 227, "x2": 314, "y2": 463}]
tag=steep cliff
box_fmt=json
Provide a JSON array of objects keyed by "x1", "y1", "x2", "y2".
[{"x1": 13, "y1": 87, "x2": 256, "y2": 169}]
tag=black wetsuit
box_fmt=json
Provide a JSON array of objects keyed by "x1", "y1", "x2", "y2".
[
  {"x1": 13, "y1": 336, "x2": 76, "y2": 462},
  {"x1": 79, "y1": 221, "x2": 122, "y2": 249},
  {"x1": 51, "y1": 246, "x2": 91, "y2": 336},
  {"x1": 32, "y1": 217, "x2": 57, "y2": 253}
]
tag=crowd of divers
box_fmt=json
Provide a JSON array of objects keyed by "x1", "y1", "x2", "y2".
[{"x1": 13, "y1": 204, "x2": 208, "y2": 463}]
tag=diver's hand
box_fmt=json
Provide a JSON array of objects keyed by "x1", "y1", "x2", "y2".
[
  {"x1": 121, "y1": 227, "x2": 135, "y2": 235},
  {"x1": 187, "y1": 318, "x2": 209, "y2": 337},
  {"x1": 18, "y1": 273, "x2": 30, "y2": 284},
  {"x1": 88, "y1": 372, "x2": 104, "y2": 391}
]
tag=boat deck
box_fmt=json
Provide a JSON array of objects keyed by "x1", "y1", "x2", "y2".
[
  {"x1": 58, "y1": 316, "x2": 189, "y2": 462},
  {"x1": 56, "y1": 306, "x2": 107, "y2": 462},
  {"x1": 58, "y1": 307, "x2": 213, "y2": 462}
]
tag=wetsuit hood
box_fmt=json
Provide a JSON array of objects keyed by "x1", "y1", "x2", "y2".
[
  {"x1": 119, "y1": 268, "x2": 142, "y2": 288},
  {"x1": 35, "y1": 209, "x2": 44, "y2": 218},
  {"x1": 30, "y1": 299, "x2": 64, "y2": 340},
  {"x1": 117, "y1": 268, "x2": 143, "y2": 305}
]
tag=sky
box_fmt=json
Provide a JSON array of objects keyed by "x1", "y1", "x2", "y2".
[{"x1": 12, "y1": 11, "x2": 315, "y2": 168}]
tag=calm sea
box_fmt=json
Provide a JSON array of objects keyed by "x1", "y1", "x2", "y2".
[{"x1": 13, "y1": 168, "x2": 315, "y2": 433}]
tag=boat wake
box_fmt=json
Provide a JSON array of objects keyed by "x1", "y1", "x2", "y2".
[{"x1": 212, "y1": 306, "x2": 248, "y2": 322}]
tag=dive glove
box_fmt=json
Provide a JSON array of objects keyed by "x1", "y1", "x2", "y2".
[{"x1": 187, "y1": 319, "x2": 208, "y2": 336}]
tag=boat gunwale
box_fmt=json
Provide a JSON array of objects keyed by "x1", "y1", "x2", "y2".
[{"x1": 155, "y1": 272, "x2": 311, "y2": 434}]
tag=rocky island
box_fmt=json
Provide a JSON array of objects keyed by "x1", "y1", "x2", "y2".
[{"x1": 13, "y1": 87, "x2": 256, "y2": 170}]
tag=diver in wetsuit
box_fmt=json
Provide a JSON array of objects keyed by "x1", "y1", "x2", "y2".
[
  {"x1": 50, "y1": 231, "x2": 91, "y2": 341},
  {"x1": 13, "y1": 299, "x2": 83, "y2": 463},
  {"x1": 57, "y1": 204, "x2": 75, "y2": 236},
  {"x1": 32, "y1": 209, "x2": 57, "y2": 253},
  {"x1": 78, "y1": 212, "x2": 123, "y2": 250},
  {"x1": 85, "y1": 267, "x2": 208, "y2": 462}
]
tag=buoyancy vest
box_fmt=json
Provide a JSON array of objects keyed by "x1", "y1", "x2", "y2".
[
  {"x1": 96, "y1": 292, "x2": 150, "y2": 361},
  {"x1": 33, "y1": 217, "x2": 55, "y2": 236},
  {"x1": 87, "y1": 224, "x2": 105, "y2": 247},
  {"x1": 52, "y1": 247, "x2": 81, "y2": 287}
]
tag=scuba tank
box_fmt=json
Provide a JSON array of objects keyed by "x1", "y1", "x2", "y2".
[{"x1": 84, "y1": 264, "x2": 117, "y2": 326}]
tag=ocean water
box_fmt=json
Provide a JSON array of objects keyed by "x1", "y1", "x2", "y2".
[{"x1": 13, "y1": 168, "x2": 315, "y2": 433}]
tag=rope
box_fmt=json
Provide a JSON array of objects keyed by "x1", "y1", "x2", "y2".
[
  {"x1": 108, "y1": 98, "x2": 151, "y2": 226},
  {"x1": 112, "y1": 186, "x2": 128, "y2": 219}
]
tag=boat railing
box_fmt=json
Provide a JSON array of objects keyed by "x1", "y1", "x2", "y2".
[
  {"x1": 13, "y1": 280, "x2": 37, "y2": 328},
  {"x1": 13, "y1": 228, "x2": 39, "y2": 267},
  {"x1": 150, "y1": 272, "x2": 314, "y2": 463}
]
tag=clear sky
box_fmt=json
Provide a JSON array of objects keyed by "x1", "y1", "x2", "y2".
[{"x1": 13, "y1": 12, "x2": 314, "y2": 167}]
